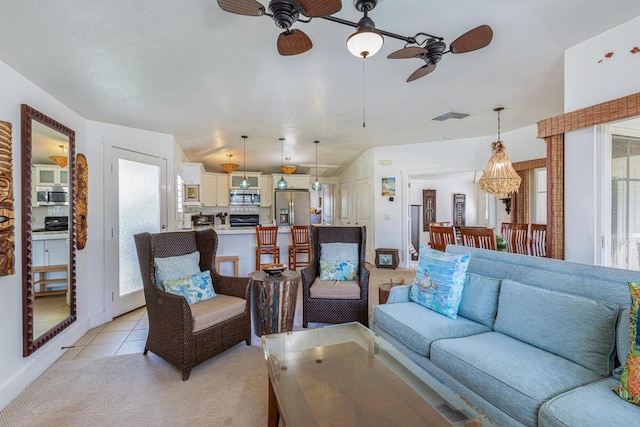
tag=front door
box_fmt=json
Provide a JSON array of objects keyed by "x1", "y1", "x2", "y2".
[{"x1": 106, "y1": 147, "x2": 167, "y2": 317}]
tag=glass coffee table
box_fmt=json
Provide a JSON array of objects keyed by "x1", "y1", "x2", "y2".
[{"x1": 262, "y1": 322, "x2": 491, "y2": 427}]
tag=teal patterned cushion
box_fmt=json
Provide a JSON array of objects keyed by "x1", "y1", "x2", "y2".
[
  {"x1": 409, "y1": 245, "x2": 470, "y2": 319},
  {"x1": 319, "y1": 260, "x2": 359, "y2": 281},
  {"x1": 154, "y1": 251, "x2": 201, "y2": 287},
  {"x1": 162, "y1": 270, "x2": 217, "y2": 304}
]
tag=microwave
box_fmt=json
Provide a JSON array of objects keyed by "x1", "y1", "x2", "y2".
[
  {"x1": 229, "y1": 189, "x2": 260, "y2": 206},
  {"x1": 36, "y1": 185, "x2": 69, "y2": 206}
]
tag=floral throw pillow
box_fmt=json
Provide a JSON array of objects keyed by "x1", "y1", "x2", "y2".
[
  {"x1": 616, "y1": 281, "x2": 640, "y2": 406},
  {"x1": 162, "y1": 270, "x2": 216, "y2": 305},
  {"x1": 408, "y1": 245, "x2": 470, "y2": 319},
  {"x1": 319, "y1": 260, "x2": 359, "y2": 281}
]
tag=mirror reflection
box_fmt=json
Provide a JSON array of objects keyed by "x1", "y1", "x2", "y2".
[{"x1": 22, "y1": 105, "x2": 76, "y2": 356}]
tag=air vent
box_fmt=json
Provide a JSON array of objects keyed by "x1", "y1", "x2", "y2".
[{"x1": 431, "y1": 111, "x2": 470, "y2": 121}]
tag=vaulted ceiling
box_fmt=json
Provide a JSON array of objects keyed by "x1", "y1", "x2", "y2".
[{"x1": 1, "y1": 1, "x2": 639, "y2": 176}]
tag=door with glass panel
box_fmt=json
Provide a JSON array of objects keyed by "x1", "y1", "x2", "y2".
[
  {"x1": 610, "y1": 134, "x2": 640, "y2": 271},
  {"x1": 106, "y1": 148, "x2": 167, "y2": 317}
]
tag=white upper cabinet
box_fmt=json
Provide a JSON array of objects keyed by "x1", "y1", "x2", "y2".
[
  {"x1": 181, "y1": 163, "x2": 202, "y2": 185},
  {"x1": 201, "y1": 173, "x2": 229, "y2": 207},
  {"x1": 34, "y1": 164, "x2": 69, "y2": 186},
  {"x1": 272, "y1": 174, "x2": 310, "y2": 190}
]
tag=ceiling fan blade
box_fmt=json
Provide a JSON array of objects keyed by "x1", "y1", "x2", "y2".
[
  {"x1": 387, "y1": 46, "x2": 428, "y2": 59},
  {"x1": 407, "y1": 63, "x2": 437, "y2": 82},
  {"x1": 296, "y1": 0, "x2": 342, "y2": 17},
  {"x1": 277, "y1": 29, "x2": 313, "y2": 56},
  {"x1": 217, "y1": 0, "x2": 266, "y2": 16},
  {"x1": 450, "y1": 25, "x2": 493, "y2": 54}
]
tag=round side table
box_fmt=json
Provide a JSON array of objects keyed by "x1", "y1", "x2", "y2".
[
  {"x1": 249, "y1": 269, "x2": 300, "y2": 337},
  {"x1": 378, "y1": 283, "x2": 393, "y2": 305}
]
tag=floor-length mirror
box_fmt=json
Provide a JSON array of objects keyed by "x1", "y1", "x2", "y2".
[{"x1": 21, "y1": 104, "x2": 76, "y2": 356}]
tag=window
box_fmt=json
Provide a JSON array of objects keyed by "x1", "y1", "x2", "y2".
[
  {"x1": 610, "y1": 134, "x2": 640, "y2": 270},
  {"x1": 533, "y1": 168, "x2": 547, "y2": 224}
]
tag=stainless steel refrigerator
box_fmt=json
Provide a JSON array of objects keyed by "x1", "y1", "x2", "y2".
[{"x1": 274, "y1": 189, "x2": 310, "y2": 226}]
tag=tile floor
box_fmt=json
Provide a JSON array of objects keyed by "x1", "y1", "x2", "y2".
[{"x1": 58, "y1": 307, "x2": 149, "y2": 361}]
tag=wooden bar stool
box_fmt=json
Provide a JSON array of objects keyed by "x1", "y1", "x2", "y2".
[
  {"x1": 215, "y1": 256, "x2": 239, "y2": 276},
  {"x1": 256, "y1": 226, "x2": 280, "y2": 270},
  {"x1": 32, "y1": 264, "x2": 68, "y2": 297},
  {"x1": 288, "y1": 225, "x2": 310, "y2": 270}
]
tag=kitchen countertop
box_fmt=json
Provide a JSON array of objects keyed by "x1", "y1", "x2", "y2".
[
  {"x1": 32, "y1": 231, "x2": 69, "y2": 241},
  {"x1": 191, "y1": 225, "x2": 293, "y2": 235}
]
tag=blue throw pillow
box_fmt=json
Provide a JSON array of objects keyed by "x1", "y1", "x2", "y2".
[
  {"x1": 320, "y1": 242, "x2": 359, "y2": 261},
  {"x1": 409, "y1": 245, "x2": 470, "y2": 319},
  {"x1": 162, "y1": 270, "x2": 216, "y2": 304},
  {"x1": 319, "y1": 260, "x2": 359, "y2": 281},
  {"x1": 154, "y1": 251, "x2": 201, "y2": 288}
]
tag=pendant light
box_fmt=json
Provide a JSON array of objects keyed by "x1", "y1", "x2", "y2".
[
  {"x1": 311, "y1": 140, "x2": 322, "y2": 192},
  {"x1": 220, "y1": 153, "x2": 239, "y2": 174},
  {"x1": 239, "y1": 135, "x2": 251, "y2": 189},
  {"x1": 276, "y1": 137, "x2": 288, "y2": 190},
  {"x1": 49, "y1": 145, "x2": 68, "y2": 168},
  {"x1": 478, "y1": 108, "x2": 521, "y2": 197}
]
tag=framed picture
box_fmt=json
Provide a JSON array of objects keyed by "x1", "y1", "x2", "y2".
[
  {"x1": 184, "y1": 184, "x2": 200, "y2": 202},
  {"x1": 375, "y1": 248, "x2": 399, "y2": 269},
  {"x1": 422, "y1": 189, "x2": 436, "y2": 231},
  {"x1": 381, "y1": 177, "x2": 396, "y2": 197},
  {"x1": 453, "y1": 193, "x2": 466, "y2": 226}
]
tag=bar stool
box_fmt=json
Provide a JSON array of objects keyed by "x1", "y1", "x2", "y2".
[
  {"x1": 256, "y1": 226, "x2": 280, "y2": 270},
  {"x1": 215, "y1": 256, "x2": 239, "y2": 276},
  {"x1": 288, "y1": 225, "x2": 311, "y2": 270}
]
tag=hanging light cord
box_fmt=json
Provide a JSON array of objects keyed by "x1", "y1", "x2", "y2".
[
  {"x1": 280, "y1": 138, "x2": 285, "y2": 179},
  {"x1": 362, "y1": 58, "x2": 366, "y2": 128},
  {"x1": 242, "y1": 136, "x2": 247, "y2": 177}
]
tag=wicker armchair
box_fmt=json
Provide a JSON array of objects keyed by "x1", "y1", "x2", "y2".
[
  {"x1": 300, "y1": 226, "x2": 370, "y2": 328},
  {"x1": 134, "y1": 229, "x2": 251, "y2": 380}
]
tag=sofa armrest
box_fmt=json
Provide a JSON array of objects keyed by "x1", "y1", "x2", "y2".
[{"x1": 387, "y1": 284, "x2": 411, "y2": 304}]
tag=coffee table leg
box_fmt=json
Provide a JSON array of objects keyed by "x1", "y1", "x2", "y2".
[{"x1": 268, "y1": 375, "x2": 280, "y2": 427}]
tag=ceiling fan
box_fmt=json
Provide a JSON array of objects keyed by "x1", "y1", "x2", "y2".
[{"x1": 217, "y1": 0, "x2": 493, "y2": 82}]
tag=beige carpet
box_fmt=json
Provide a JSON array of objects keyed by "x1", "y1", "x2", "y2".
[{"x1": 1, "y1": 265, "x2": 417, "y2": 427}]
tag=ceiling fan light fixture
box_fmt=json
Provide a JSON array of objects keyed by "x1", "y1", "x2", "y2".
[{"x1": 347, "y1": 16, "x2": 384, "y2": 58}]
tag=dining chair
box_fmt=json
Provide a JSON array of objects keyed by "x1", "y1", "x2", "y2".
[
  {"x1": 529, "y1": 224, "x2": 548, "y2": 257},
  {"x1": 288, "y1": 225, "x2": 311, "y2": 270},
  {"x1": 255, "y1": 225, "x2": 280, "y2": 270},
  {"x1": 428, "y1": 224, "x2": 457, "y2": 252},
  {"x1": 501, "y1": 222, "x2": 529, "y2": 254},
  {"x1": 459, "y1": 226, "x2": 497, "y2": 250}
]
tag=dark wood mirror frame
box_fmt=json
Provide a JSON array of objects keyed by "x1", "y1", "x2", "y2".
[{"x1": 21, "y1": 104, "x2": 76, "y2": 357}]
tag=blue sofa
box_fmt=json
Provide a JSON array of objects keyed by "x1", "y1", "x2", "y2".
[{"x1": 372, "y1": 246, "x2": 640, "y2": 426}]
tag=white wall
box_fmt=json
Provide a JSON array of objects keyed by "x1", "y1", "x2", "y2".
[
  {"x1": 371, "y1": 125, "x2": 545, "y2": 265},
  {"x1": 0, "y1": 59, "x2": 179, "y2": 410},
  {"x1": 565, "y1": 16, "x2": 640, "y2": 112},
  {"x1": 0, "y1": 60, "x2": 88, "y2": 409},
  {"x1": 564, "y1": 16, "x2": 640, "y2": 264}
]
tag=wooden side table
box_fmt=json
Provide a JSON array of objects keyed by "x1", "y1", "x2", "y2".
[
  {"x1": 249, "y1": 269, "x2": 300, "y2": 337},
  {"x1": 378, "y1": 283, "x2": 393, "y2": 304},
  {"x1": 375, "y1": 248, "x2": 399, "y2": 269}
]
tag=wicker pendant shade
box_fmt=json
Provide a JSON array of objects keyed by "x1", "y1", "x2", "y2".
[
  {"x1": 220, "y1": 154, "x2": 239, "y2": 174},
  {"x1": 478, "y1": 108, "x2": 521, "y2": 197}
]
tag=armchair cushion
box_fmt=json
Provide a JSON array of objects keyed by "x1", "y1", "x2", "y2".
[
  {"x1": 154, "y1": 251, "x2": 201, "y2": 287},
  {"x1": 162, "y1": 270, "x2": 217, "y2": 304},
  {"x1": 190, "y1": 294, "x2": 247, "y2": 332},
  {"x1": 310, "y1": 278, "x2": 361, "y2": 299},
  {"x1": 320, "y1": 242, "x2": 359, "y2": 261}
]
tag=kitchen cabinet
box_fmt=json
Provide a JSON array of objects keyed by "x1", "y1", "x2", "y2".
[
  {"x1": 272, "y1": 174, "x2": 310, "y2": 190},
  {"x1": 259, "y1": 175, "x2": 272, "y2": 207},
  {"x1": 230, "y1": 173, "x2": 259, "y2": 189},
  {"x1": 181, "y1": 163, "x2": 202, "y2": 185},
  {"x1": 201, "y1": 173, "x2": 229, "y2": 207},
  {"x1": 33, "y1": 164, "x2": 69, "y2": 186}
]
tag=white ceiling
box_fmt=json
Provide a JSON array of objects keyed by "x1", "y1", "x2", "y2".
[{"x1": 1, "y1": 1, "x2": 639, "y2": 177}]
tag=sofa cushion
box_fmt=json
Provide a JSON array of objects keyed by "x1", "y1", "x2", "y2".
[
  {"x1": 310, "y1": 279, "x2": 360, "y2": 299},
  {"x1": 430, "y1": 332, "x2": 603, "y2": 427},
  {"x1": 539, "y1": 377, "x2": 640, "y2": 427},
  {"x1": 373, "y1": 302, "x2": 489, "y2": 357},
  {"x1": 616, "y1": 281, "x2": 640, "y2": 405},
  {"x1": 189, "y1": 294, "x2": 246, "y2": 332},
  {"x1": 457, "y1": 273, "x2": 500, "y2": 328},
  {"x1": 409, "y1": 246, "x2": 470, "y2": 319},
  {"x1": 494, "y1": 279, "x2": 619, "y2": 376}
]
